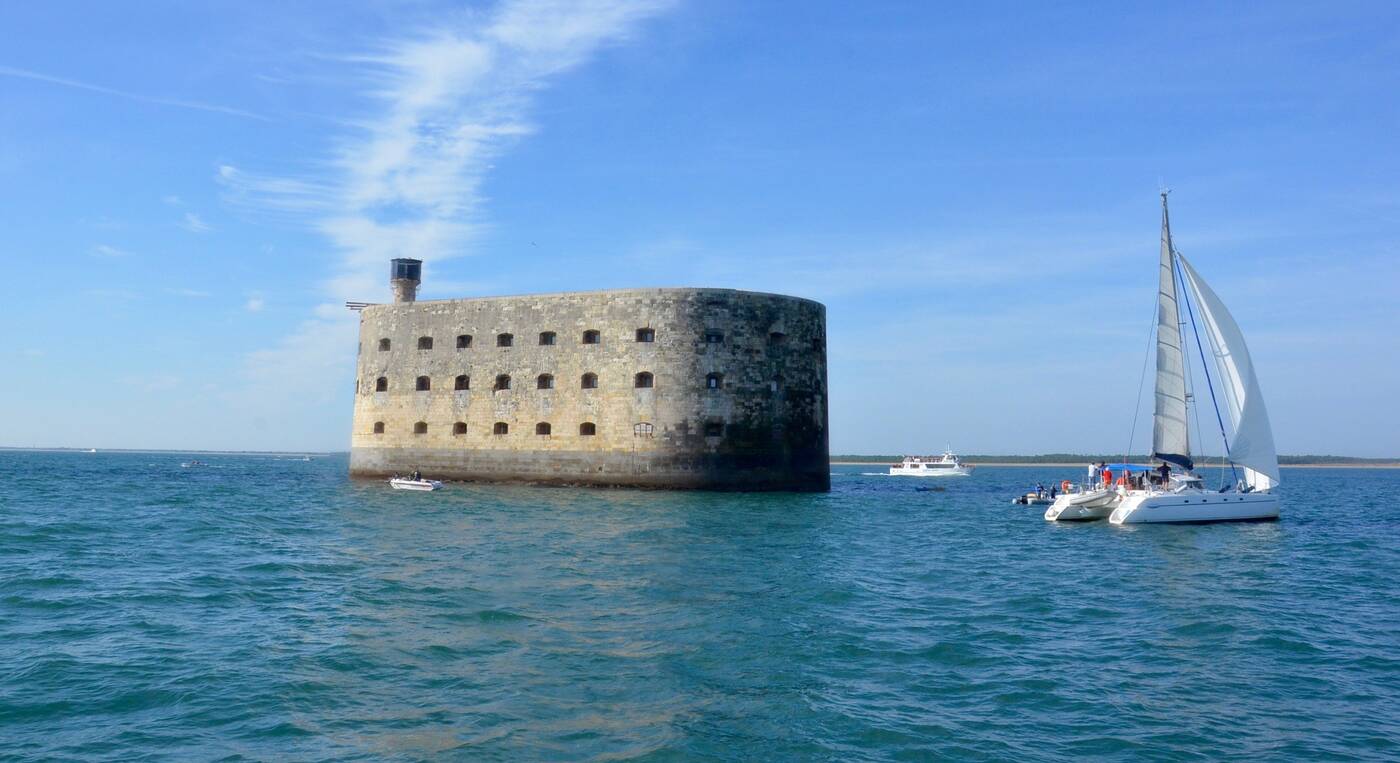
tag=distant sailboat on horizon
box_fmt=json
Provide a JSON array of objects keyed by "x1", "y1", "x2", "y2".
[{"x1": 1109, "y1": 193, "x2": 1281, "y2": 524}]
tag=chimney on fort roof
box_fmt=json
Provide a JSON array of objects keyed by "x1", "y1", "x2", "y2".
[{"x1": 390, "y1": 258, "x2": 422, "y2": 303}]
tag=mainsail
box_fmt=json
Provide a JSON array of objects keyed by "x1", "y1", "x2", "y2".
[
  {"x1": 1152, "y1": 195, "x2": 1192, "y2": 470},
  {"x1": 1176, "y1": 254, "x2": 1280, "y2": 491}
]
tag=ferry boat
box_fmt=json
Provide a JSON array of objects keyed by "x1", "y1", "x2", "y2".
[{"x1": 888, "y1": 451, "x2": 974, "y2": 477}]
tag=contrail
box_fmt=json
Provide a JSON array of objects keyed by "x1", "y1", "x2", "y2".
[{"x1": 0, "y1": 64, "x2": 269, "y2": 121}]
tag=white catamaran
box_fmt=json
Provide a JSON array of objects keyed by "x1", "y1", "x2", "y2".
[{"x1": 1108, "y1": 194, "x2": 1281, "y2": 524}]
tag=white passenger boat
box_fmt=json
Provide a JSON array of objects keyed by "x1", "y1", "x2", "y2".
[
  {"x1": 1107, "y1": 194, "x2": 1281, "y2": 524},
  {"x1": 390, "y1": 477, "x2": 444, "y2": 491},
  {"x1": 889, "y1": 450, "x2": 974, "y2": 477}
]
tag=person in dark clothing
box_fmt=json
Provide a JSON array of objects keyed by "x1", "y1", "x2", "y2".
[
  {"x1": 1156, "y1": 462, "x2": 1170, "y2": 486},
  {"x1": 412, "y1": 469, "x2": 422, "y2": 481}
]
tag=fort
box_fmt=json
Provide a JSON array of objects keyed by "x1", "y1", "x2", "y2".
[{"x1": 348, "y1": 259, "x2": 829, "y2": 490}]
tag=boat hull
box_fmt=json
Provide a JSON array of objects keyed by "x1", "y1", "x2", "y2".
[
  {"x1": 390, "y1": 478, "x2": 443, "y2": 491},
  {"x1": 1109, "y1": 491, "x2": 1279, "y2": 524},
  {"x1": 1044, "y1": 489, "x2": 1119, "y2": 521},
  {"x1": 889, "y1": 466, "x2": 973, "y2": 477}
]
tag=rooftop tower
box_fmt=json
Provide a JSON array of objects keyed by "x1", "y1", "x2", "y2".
[{"x1": 390, "y1": 258, "x2": 422, "y2": 303}]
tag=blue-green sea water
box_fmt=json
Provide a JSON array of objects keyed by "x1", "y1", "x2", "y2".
[{"x1": 2, "y1": 452, "x2": 1398, "y2": 761}]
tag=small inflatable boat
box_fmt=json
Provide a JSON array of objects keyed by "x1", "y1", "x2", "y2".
[{"x1": 389, "y1": 477, "x2": 443, "y2": 491}]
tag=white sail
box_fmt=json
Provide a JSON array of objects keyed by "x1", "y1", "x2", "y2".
[
  {"x1": 1152, "y1": 196, "x2": 1191, "y2": 469},
  {"x1": 1176, "y1": 254, "x2": 1280, "y2": 491}
]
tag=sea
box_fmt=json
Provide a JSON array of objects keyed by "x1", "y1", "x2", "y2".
[{"x1": 2, "y1": 451, "x2": 1398, "y2": 761}]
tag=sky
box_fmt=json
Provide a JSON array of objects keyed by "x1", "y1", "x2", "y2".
[{"x1": 2, "y1": 1, "x2": 1397, "y2": 456}]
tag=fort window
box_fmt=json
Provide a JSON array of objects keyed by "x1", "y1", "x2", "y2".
[
  {"x1": 537, "y1": 374, "x2": 554, "y2": 390},
  {"x1": 457, "y1": 334, "x2": 472, "y2": 349},
  {"x1": 416, "y1": 376, "x2": 431, "y2": 391},
  {"x1": 581, "y1": 373, "x2": 598, "y2": 389},
  {"x1": 373, "y1": 421, "x2": 385, "y2": 434},
  {"x1": 633, "y1": 422, "x2": 654, "y2": 437},
  {"x1": 535, "y1": 422, "x2": 552, "y2": 436},
  {"x1": 493, "y1": 422, "x2": 509, "y2": 435},
  {"x1": 413, "y1": 421, "x2": 427, "y2": 435},
  {"x1": 579, "y1": 422, "x2": 597, "y2": 436},
  {"x1": 706, "y1": 373, "x2": 723, "y2": 390},
  {"x1": 453, "y1": 422, "x2": 467, "y2": 436},
  {"x1": 768, "y1": 332, "x2": 786, "y2": 345},
  {"x1": 634, "y1": 372, "x2": 654, "y2": 389},
  {"x1": 375, "y1": 376, "x2": 388, "y2": 392},
  {"x1": 497, "y1": 333, "x2": 513, "y2": 347},
  {"x1": 378, "y1": 338, "x2": 391, "y2": 351},
  {"x1": 635, "y1": 328, "x2": 655, "y2": 343},
  {"x1": 705, "y1": 330, "x2": 724, "y2": 344},
  {"x1": 539, "y1": 331, "x2": 556, "y2": 346},
  {"x1": 582, "y1": 329, "x2": 600, "y2": 344},
  {"x1": 418, "y1": 336, "x2": 434, "y2": 350},
  {"x1": 454, "y1": 375, "x2": 469, "y2": 391},
  {"x1": 495, "y1": 374, "x2": 511, "y2": 391},
  {"x1": 704, "y1": 421, "x2": 724, "y2": 437}
]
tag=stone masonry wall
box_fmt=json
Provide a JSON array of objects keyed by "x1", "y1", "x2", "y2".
[{"x1": 349, "y1": 288, "x2": 828, "y2": 491}]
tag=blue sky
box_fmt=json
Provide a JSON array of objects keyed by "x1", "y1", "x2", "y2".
[{"x1": 2, "y1": 1, "x2": 1397, "y2": 456}]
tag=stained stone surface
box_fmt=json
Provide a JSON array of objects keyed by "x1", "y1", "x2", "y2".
[{"x1": 350, "y1": 288, "x2": 829, "y2": 491}]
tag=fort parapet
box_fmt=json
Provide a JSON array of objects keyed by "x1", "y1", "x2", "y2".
[{"x1": 349, "y1": 267, "x2": 829, "y2": 491}]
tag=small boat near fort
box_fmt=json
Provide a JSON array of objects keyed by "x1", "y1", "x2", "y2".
[
  {"x1": 889, "y1": 451, "x2": 973, "y2": 477},
  {"x1": 390, "y1": 477, "x2": 443, "y2": 491}
]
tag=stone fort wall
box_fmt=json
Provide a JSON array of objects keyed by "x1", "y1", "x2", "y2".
[{"x1": 349, "y1": 288, "x2": 829, "y2": 491}]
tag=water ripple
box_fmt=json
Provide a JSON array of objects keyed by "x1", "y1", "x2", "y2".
[{"x1": 1, "y1": 453, "x2": 1398, "y2": 760}]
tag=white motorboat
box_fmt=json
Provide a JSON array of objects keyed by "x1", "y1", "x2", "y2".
[
  {"x1": 1045, "y1": 488, "x2": 1120, "y2": 521},
  {"x1": 1012, "y1": 491, "x2": 1052, "y2": 506},
  {"x1": 889, "y1": 450, "x2": 974, "y2": 477},
  {"x1": 1044, "y1": 464, "x2": 1149, "y2": 521},
  {"x1": 1108, "y1": 194, "x2": 1281, "y2": 524},
  {"x1": 390, "y1": 477, "x2": 444, "y2": 491}
]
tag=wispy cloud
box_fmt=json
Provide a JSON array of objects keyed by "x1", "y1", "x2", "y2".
[
  {"x1": 221, "y1": 0, "x2": 673, "y2": 301},
  {"x1": 167, "y1": 288, "x2": 212, "y2": 298},
  {"x1": 181, "y1": 212, "x2": 212, "y2": 233},
  {"x1": 245, "y1": 295, "x2": 266, "y2": 312},
  {"x1": 91, "y1": 243, "x2": 129, "y2": 258},
  {"x1": 222, "y1": 0, "x2": 675, "y2": 424},
  {"x1": 0, "y1": 64, "x2": 268, "y2": 121}
]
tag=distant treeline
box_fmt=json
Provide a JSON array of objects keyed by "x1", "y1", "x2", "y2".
[{"x1": 831, "y1": 453, "x2": 1398, "y2": 465}]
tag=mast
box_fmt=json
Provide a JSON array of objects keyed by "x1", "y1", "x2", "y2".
[{"x1": 1151, "y1": 193, "x2": 1193, "y2": 471}]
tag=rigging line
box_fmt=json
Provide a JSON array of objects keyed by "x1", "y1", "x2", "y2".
[
  {"x1": 1123, "y1": 296, "x2": 1159, "y2": 469},
  {"x1": 1175, "y1": 250, "x2": 1238, "y2": 487}
]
